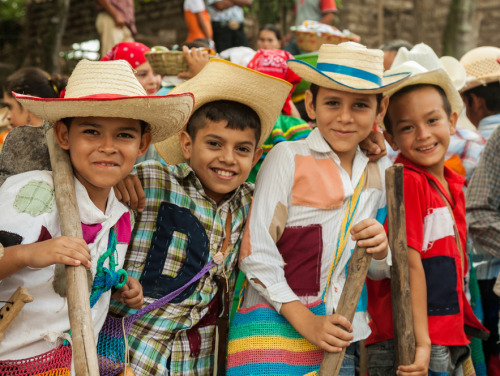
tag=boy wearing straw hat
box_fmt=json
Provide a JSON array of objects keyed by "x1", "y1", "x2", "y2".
[
  {"x1": 0, "y1": 59, "x2": 193, "y2": 361},
  {"x1": 461, "y1": 46, "x2": 500, "y2": 374},
  {"x1": 109, "y1": 58, "x2": 292, "y2": 376},
  {"x1": 231, "y1": 42, "x2": 408, "y2": 375},
  {"x1": 366, "y1": 47, "x2": 487, "y2": 376}
]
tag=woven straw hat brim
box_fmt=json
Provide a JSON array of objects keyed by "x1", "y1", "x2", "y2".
[
  {"x1": 460, "y1": 46, "x2": 500, "y2": 92},
  {"x1": 384, "y1": 68, "x2": 463, "y2": 119},
  {"x1": 287, "y1": 60, "x2": 411, "y2": 94},
  {"x1": 155, "y1": 58, "x2": 293, "y2": 165},
  {"x1": 15, "y1": 93, "x2": 194, "y2": 144}
]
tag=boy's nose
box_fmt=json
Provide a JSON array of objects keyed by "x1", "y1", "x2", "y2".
[
  {"x1": 98, "y1": 136, "x2": 116, "y2": 153},
  {"x1": 338, "y1": 106, "x2": 353, "y2": 123},
  {"x1": 416, "y1": 125, "x2": 431, "y2": 139},
  {"x1": 219, "y1": 147, "x2": 235, "y2": 164}
]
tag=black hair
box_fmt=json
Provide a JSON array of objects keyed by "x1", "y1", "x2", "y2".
[
  {"x1": 61, "y1": 117, "x2": 150, "y2": 135},
  {"x1": 186, "y1": 100, "x2": 261, "y2": 145},
  {"x1": 308, "y1": 83, "x2": 383, "y2": 110},
  {"x1": 384, "y1": 84, "x2": 452, "y2": 134},
  {"x1": 379, "y1": 39, "x2": 414, "y2": 52},
  {"x1": 258, "y1": 24, "x2": 282, "y2": 41},
  {"x1": 3, "y1": 67, "x2": 67, "y2": 99},
  {"x1": 462, "y1": 82, "x2": 500, "y2": 114}
]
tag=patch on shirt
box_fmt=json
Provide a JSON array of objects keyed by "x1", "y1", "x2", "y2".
[
  {"x1": 82, "y1": 223, "x2": 102, "y2": 244},
  {"x1": 422, "y1": 206, "x2": 455, "y2": 251},
  {"x1": 0, "y1": 230, "x2": 23, "y2": 246},
  {"x1": 292, "y1": 155, "x2": 344, "y2": 209},
  {"x1": 14, "y1": 180, "x2": 54, "y2": 217}
]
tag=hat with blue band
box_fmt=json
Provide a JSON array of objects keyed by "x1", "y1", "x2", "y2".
[{"x1": 287, "y1": 42, "x2": 410, "y2": 94}]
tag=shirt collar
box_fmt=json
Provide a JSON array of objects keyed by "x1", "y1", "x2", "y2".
[{"x1": 478, "y1": 113, "x2": 500, "y2": 132}]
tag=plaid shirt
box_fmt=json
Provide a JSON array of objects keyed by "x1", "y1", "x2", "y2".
[
  {"x1": 466, "y1": 124, "x2": 500, "y2": 280},
  {"x1": 109, "y1": 161, "x2": 253, "y2": 376}
]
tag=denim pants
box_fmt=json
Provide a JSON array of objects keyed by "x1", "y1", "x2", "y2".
[{"x1": 338, "y1": 343, "x2": 356, "y2": 376}]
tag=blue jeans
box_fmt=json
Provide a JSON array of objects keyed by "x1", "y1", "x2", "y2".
[{"x1": 338, "y1": 343, "x2": 356, "y2": 376}]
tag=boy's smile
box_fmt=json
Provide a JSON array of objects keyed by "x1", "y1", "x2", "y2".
[
  {"x1": 385, "y1": 86, "x2": 457, "y2": 178},
  {"x1": 305, "y1": 87, "x2": 387, "y2": 169},
  {"x1": 180, "y1": 120, "x2": 262, "y2": 204},
  {"x1": 55, "y1": 117, "x2": 150, "y2": 210}
]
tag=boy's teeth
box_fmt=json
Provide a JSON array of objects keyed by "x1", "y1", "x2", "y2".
[
  {"x1": 215, "y1": 169, "x2": 233, "y2": 177},
  {"x1": 418, "y1": 145, "x2": 434, "y2": 151}
]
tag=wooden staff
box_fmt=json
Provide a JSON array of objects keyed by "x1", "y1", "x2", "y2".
[
  {"x1": 386, "y1": 164, "x2": 415, "y2": 366},
  {"x1": 45, "y1": 125, "x2": 99, "y2": 375},
  {"x1": 318, "y1": 245, "x2": 372, "y2": 376},
  {"x1": 0, "y1": 286, "x2": 34, "y2": 341}
]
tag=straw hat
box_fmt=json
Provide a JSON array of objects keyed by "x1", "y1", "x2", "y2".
[
  {"x1": 384, "y1": 43, "x2": 464, "y2": 115},
  {"x1": 155, "y1": 58, "x2": 292, "y2": 165},
  {"x1": 14, "y1": 59, "x2": 194, "y2": 143},
  {"x1": 287, "y1": 42, "x2": 410, "y2": 94},
  {"x1": 460, "y1": 46, "x2": 500, "y2": 92}
]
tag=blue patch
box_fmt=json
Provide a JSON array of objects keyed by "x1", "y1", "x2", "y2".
[
  {"x1": 422, "y1": 255, "x2": 459, "y2": 316},
  {"x1": 140, "y1": 203, "x2": 209, "y2": 302}
]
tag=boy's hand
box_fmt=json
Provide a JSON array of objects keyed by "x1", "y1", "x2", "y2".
[
  {"x1": 22, "y1": 237, "x2": 92, "y2": 268},
  {"x1": 360, "y1": 131, "x2": 387, "y2": 162},
  {"x1": 396, "y1": 344, "x2": 430, "y2": 376},
  {"x1": 114, "y1": 174, "x2": 145, "y2": 212},
  {"x1": 178, "y1": 46, "x2": 209, "y2": 79},
  {"x1": 350, "y1": 218, "x2": 388, "y2": 260},
  {"x1": 112, "y1": 276, "x2": 144, "y2": 309}
]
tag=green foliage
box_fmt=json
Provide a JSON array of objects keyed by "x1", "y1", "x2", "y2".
[{"x1": 0, "y1": 0, "x2": 25, "y2": 21}]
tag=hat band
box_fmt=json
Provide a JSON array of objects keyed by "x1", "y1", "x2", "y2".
[{"x1": 316, "y1": 62, "x2": 382, "y2": 86}]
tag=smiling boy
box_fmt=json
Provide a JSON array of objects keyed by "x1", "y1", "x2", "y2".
[
  {"x1": 109, "y1": 59, "x2": 292, "y2": 376},
  {"x1": 0, "y1": 59, "x2": 193, "y2": 362},
  {"x1": 366, "y1": 56, "x2": 487, "y2": 375}
]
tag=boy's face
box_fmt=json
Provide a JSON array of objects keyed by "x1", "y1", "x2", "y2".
[
  {"x1": 384, "y1": 86, "x2": 457, "y2": 176},
  {"x1": 305, "y1": 87, "x2": 387, "y2": 163},
  {"x1": 54, "y1": 117, "x2": 151, "y2": 197},
  {"x1": 180, "y1": 119, "x2": 262, "y2": 203}
]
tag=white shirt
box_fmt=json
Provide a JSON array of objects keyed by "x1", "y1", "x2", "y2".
[
  {"x1": 184, "y1": 0, "x2": 206, "y2": 13},
  {"x1": 0, "y1": 170, "x2": 129, "y2": 360}
]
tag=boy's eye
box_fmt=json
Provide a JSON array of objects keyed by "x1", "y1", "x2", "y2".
[
  {"x1": 207, "y1": 140, "x2": 220, "y2": 147},
  {"x1": 237, "y1": 146, "x2": 251, "y2": 153},
  {"x1": 428, "y1": 118, "x2": 439, "y2": 124},
  {"x1": 400, "y1": 125, "x2": 413, "y2": 132},
  {"x1": 83, "y1": 129, "x2": 99, "y2": 135},
  {"x1": 118, "y1": 132, "x2": 135, "y2": 139},
  {"x1": 325, "y1": 100, "x2": 340, "y2": 107},
  {"x1": 353, "y1": 102, "x2": 369, "y2": 109}
]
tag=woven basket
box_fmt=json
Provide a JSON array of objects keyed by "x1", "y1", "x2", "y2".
[
  {"x1": 293, "y1": 30, "x2": 360, "y2": 52},
  {"x1": 145, "y1": 51, "x2": 189, "y2": 75}
]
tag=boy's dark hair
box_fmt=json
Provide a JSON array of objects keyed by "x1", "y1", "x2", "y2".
[
  {"x1": 462, "y1": 82, "x2": 500, "y2": 114},
  {"x1": 186, "y1": 100, "x2": 261, "y2": 145},
  {"x1": 308, "y1": 83, "x2": 383, "y2": 110},
  {"x1": 61, "y1": 117, "x2": 150, "y2": 135},
  {"x1": 3, "y1": 67, "x2": 67, "y2": 99},
  {"x1": 258, "y1": 24, "x2": 282, "y2": 41},
  {"x1": 384, "y1": 84, "x2": 452, "y2": 134}
]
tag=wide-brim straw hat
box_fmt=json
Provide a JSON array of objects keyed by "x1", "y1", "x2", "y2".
[
  {"x1": 287, "y1": 42, "x2": 410, "y2": 94},
  {"x1": 14, "y1": 59, "x2": 194, "y2": 144},
  {"x1": 384, "y1": 43, "x2": 464, "y2": 115},
  {"x1": 155, "y1": 58, "x2": 293, "y2": 165},
  {"x1": 460, "y1": 46, "x2": 500, "y2": 92}
]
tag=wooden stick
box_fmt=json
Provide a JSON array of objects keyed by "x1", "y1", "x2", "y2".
[
  {"x1": 0, "y1": 286, "x2": 34, "y2": 341},
  {"x1": 386, "y1": 164, "x2": 415, "y2": 366},
  {"x1": 45, "y1": 126, "x2": 99, "y2": 375},
  {"x1": 318, "y1": 245, "x2": 372, "y2": 375}
]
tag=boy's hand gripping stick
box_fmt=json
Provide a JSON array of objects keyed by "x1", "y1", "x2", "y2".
[
  {"x1": 318, "y1": 244, "x2": 371, "y2": 376},
  {"x1": 45, "y1": 123, "x2": 99, "y2": 376},
  {"x1": 386, "y1": 164, "x2": 415, "y2": 367}
]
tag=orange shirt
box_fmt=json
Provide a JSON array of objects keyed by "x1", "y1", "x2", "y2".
[{"x1": 184, "y1": 9, "x2": 213, "y2": 42}]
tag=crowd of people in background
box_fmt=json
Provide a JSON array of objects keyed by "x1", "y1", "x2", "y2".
[{"x1": 0, "y1": 1, "x2": 499, "y2": 376}]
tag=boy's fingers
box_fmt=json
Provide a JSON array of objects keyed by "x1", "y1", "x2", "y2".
[{"x1": 132, "y1": 176, "x2": 146, "y2": 212}]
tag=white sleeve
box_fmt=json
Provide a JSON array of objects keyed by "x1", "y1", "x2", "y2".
[
  {"x1": 239, "y1": 143, "x2": 299, "y2": 312},
  {"x1": 184, "y1": 0, "x2": 206, "y2": 13}
]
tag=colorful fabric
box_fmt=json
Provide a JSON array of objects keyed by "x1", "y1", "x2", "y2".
[
  {"x1": 0, "y1": 170, "x2": 130, "y2": 360},
  {"x1": 366, "y1": 154, "x2": 485, "y2": 347},
  {"x1": 101, "y1": 41, "x2": 150, "y2": 69},
  {"x1": 248, "y1": 114, "x2": 312, "y2": 183},
  {"x1": 239, "y1": 128, "x2": 391, "y2": 343},
  {"x1": 109, "y1": 161, "x2": 253, "y2": 375},
  {"x1": 184, "y1": 0, "x2": 212, "y2": 41},
  {"x1": 246, "y1": 49, "x2": 300, "y2": 115},
  {"x1": 446, "y1": 128, "x2": 486, "y2": 183}
]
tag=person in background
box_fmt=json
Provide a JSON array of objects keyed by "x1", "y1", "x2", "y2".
[
  {"x1": 379, "y1": 39, "x2": 414, "y2": 71},
  {"x1": 207, "y1": 0, "x2": 252, "y2": 52},
  {"x1": 256, "y1": 24, "x2": 282, "y2": 50},
  {"x1": 96, "y1": 0, "x2": 136, "y2": 56},
  {"x1": 184, "y1": 0, "x2": 213, "y2": 47},
  {"x1": 2, "y1": 67, "x2": 67, "y2": 130}
]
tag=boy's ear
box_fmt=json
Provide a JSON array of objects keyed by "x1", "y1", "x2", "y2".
[
  {"x1": 251, "y1": 147, "x2": 264, "y2": 168},
  {"x1": 137, "y1": 131, "x2": 152, "y2": 158},
  {"x1": 179, "y1": 131, "x2": 193, "y2": 161},
  {"x1": 54, "y1": 120, "x2": 70, "y2": 151},
  {"x1": 383, "y1": 130, "x2": 398, "y2": 151},
  {"x1": 375, "y1": 96, "x2": 390, "y2": 125},
  {"x1": 304, "y1": 90, "x2": 317, "y2": 120},
  {"x1": 449, "y1": 112, "x2": 458, "y2": 136}
]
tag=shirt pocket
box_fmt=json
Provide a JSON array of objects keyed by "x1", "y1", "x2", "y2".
[{"x1": 291, "y1": 155, "x2": 344, "y2": 210}]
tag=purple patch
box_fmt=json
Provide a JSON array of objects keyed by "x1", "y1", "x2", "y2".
[
  {"x1": 81, "y1": 223, "x2": 102, "y2": 244},
  {"x1": 277, "y1": 224, "x2": 323, "y2": 296},
  {"x1": 115, "y1": 212, "x2": 131, "y2": 244},
  {"x1": 37, "y1": 226, "x2": 53, "y2": 242}
]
